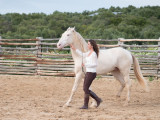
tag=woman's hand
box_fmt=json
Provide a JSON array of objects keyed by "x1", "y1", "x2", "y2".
[{"x1": 70, "y1": 44, "x2": 76, "y2": 50}]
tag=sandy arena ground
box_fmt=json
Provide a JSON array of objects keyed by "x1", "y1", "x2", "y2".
[{"x1": 0, "y1": 75, "x2": 160, "y2": 120}]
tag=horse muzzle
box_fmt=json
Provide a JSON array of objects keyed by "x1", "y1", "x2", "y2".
[{"x1": 57, "y1": 42, "x2": 64, "y2": 49}]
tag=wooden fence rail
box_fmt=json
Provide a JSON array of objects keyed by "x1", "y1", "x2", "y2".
[{"x1": 0, "y1": 36, "x2": 160, "y2": 78}]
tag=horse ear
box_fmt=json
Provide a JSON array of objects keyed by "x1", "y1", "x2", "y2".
[
  {"x1": 72, "y1": 27, "x2": 75, "y2": 32},
  {"x1": 67, "y1": 27, "x2": 71, "y2": 31}
]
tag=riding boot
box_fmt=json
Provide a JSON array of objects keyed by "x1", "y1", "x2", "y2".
[
  {"x1": 80, "y1": 94, "x2": 90, "y2": 109},
  {"x1": 89, "y1": 90, "x2": 102, "y2": 107}
]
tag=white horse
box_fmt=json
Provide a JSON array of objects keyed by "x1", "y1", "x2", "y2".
[{"x1": 57, "y1": 27, "x2": 149, "y2": 107}]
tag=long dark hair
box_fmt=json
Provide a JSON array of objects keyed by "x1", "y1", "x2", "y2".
[{"x1": 89, "y1": 40, "x2": 99, "y2": 57}]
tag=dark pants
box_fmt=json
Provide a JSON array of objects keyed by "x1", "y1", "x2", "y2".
[{"x1": 83, "y1": 72, "x2": 96, "y2": 94}]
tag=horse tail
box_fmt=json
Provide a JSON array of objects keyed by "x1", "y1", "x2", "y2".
[{"x1": 132, "y1": 55, "x2": 149, "y2": 92}]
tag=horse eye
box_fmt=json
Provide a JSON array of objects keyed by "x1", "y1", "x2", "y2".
[{"x1": 67, "y1": 34, "x2": 70, "y2": 36}]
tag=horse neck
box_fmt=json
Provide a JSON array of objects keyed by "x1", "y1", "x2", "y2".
[{"x1": 71, "y1": 32, "x2": 88, "y2": 59}]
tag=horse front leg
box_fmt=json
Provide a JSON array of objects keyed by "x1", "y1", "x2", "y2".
[{"x1": 64, "y1": 71, "x2": 84, "y2": 107}]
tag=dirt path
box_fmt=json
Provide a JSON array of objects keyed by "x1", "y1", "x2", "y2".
[{"x1": 0, "y1": 75, "x2": 160, "y2": 120}]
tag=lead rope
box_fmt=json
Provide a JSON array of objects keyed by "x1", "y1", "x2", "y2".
[{"x1": 82, "y1": 53, "x2": 86, "y2": 75}]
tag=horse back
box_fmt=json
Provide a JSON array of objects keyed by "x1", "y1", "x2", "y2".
[{"x1": 97, "y1": 47, "x2": 132, "y2": 74}]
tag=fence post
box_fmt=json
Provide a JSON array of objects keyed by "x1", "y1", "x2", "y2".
[
  {"x1": 36, "y1": 37, "x2": 43, "y2": 58},
  {"x1": 158, "y1": 37, "x2": 160, "y2": 79},
  {"x1": 118, "y1": 38, "x2": 124, "y2": 47},
  {"x1": 35, "y1": 37, "x2": 43, "y2": 75}
]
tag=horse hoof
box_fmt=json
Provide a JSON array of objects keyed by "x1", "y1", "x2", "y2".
[
  {"x1": 116, "y1": 95, "x2": 120, "y2": 100},
  {"x1": 123, "y1": 102, "x2": 129, "y2": 106},
  {"x1": 116, "y1": 95, "x2": 120, "y2": 98},
  {"x1": 116, "y1": 95, "x2": 121, "y2": 102},
  {"x1": 90, "y1": 101, "x2": 97, "y2": 108},
  {"x1": 63, "y1": 103, "x2": 70, "y2": 108},
  {"x1": 90, "y1": 103, "x2": 97, "y2": 108}
]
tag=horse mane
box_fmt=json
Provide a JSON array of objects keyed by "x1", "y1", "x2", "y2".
[{"x1": 73, "y1": 31, "x2": 88, "y2": 52}]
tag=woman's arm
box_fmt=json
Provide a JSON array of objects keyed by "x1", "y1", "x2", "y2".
[
  {"x1": 70, "y1": 44, "x2": 76, "y2": 50},
  {"x1": 70, "y1": 44, "x2": 88, "y2": 57}
]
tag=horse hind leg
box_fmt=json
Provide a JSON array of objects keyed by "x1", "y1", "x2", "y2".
[
  {"x1": 123, "y1": 74, "x2": 131, "y2": 106},
  {"x1": 120, "y1": 69, "x2": 131, "y2": 106},
  {"x1": 112, "y1": 68, "x2": 131, "y2": 106},
  {"x1": 111, "y1": 68, "x2": 125, "y2": 98}
]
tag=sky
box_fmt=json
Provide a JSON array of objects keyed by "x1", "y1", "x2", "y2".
[{"x1": 0, "y1": 0, "x2": 160, "y2": 14}]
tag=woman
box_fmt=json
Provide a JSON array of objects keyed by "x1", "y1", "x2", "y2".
[{"x1": 70, "y1": 40, "x2": 102, "y2": 109}]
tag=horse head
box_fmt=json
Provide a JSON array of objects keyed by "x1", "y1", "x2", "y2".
[{"x1": 57, "y1": 27, "x2": 75, "y2": 50}]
